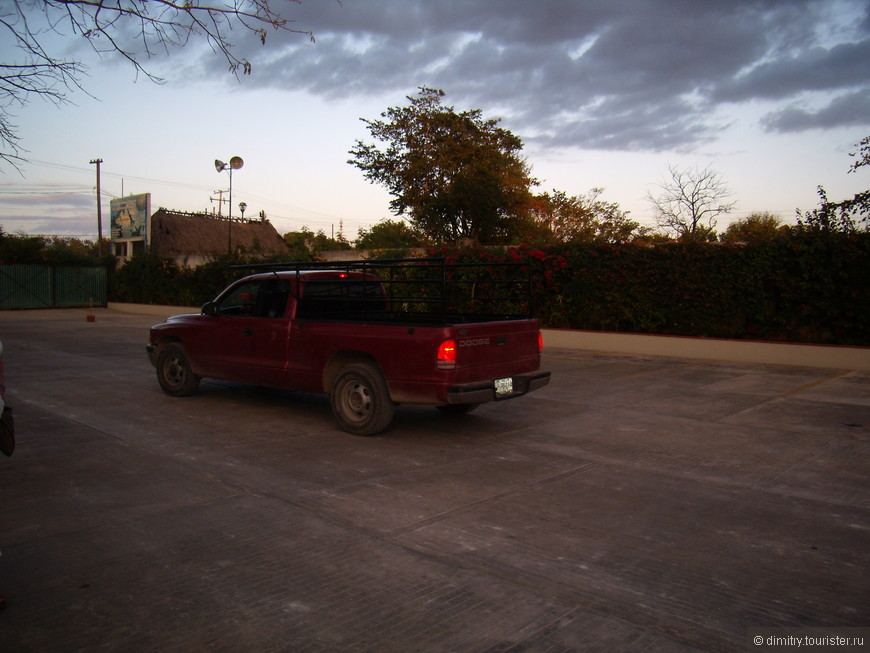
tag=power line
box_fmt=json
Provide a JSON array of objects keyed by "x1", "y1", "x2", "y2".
[
  {"x1": 21, "y1": 158, "x2": 354, "y2": 226},
  {"x1": 26, "y1": 158, "x2": 209, "y2": 193},
  {"x1": 0, "y1": 188, "x2": 92, "y2": 195}
]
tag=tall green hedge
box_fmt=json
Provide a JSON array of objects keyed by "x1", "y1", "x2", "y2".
[
  {"x1": 110, "y1": 234, "x2": 870, "y2": 346},
  {"x1": 429, "y1": 233, "x2": 870, "y2": 345},
  {"x1": 108, "y1": 254, "x2": 297, "y2": 307}
]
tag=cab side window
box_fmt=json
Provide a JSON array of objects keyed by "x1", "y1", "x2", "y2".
[
  {"x1": 216, "y1": 280, "x2": 290, "y2": 318},
  {"x1": 216, "y1": 281, "x2": 261, "y2": 316},
  {"x1": 257, "y1": 280, "x2": 290, "y2": 318}
]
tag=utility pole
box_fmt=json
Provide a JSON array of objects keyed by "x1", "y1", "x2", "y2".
[
  {"x1": 210, "y1": 189, "x2": 229, "y2": 216},
  {"x1": 89, "y1": 158, "x2": 103, "y2": 256}
]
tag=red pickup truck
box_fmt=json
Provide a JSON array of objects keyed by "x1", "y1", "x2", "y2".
[{"x1": 147, "y1": 258, "x2": 550, "y2": 435}]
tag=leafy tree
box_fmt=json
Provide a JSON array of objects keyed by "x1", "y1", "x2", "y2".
[
  {"x1": 282, "y1": 226, "x2": 351, "y2": 255},
  {"x1": 531, "y1": 188, "x2": 645, "y2": 243},
  {"x1": 348, "y1": 87, "x2": 535, "y2": 245},
  {"x1": 355, "y1": 219, "x2": 425, "y2": 249},
  {"x1": 1, "y1": 0, "x2": 313, "y2": 166},
  {"x1": 797, "y1": 136, "x2": 869, "y2": 232},
  {"x1": 647, "y1": 164, "x2": 735, "y2": 241},
  {"x1": 0, "y1": 232, "x2": 102, "y2": 264},
  {"x1": 282, "y1": 229, "x2": 314, "y2": 258},
  {"x1": 0, "y1": 233, "x2": 47, "y2": 263},
  {"x1": 720, "y1": 212, "x2": 787, "y2": 243}
]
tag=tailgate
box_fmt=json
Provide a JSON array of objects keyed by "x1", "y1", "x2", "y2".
[{"x1": 450, "y1": 319, "x2": 541, "y2": 382}]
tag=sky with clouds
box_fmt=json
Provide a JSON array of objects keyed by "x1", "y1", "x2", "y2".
[{"x1": 1, "y1": 0, "x2": 869, "y2": 239}]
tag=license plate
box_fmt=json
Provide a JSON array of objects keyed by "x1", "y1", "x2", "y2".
[{"x1": 494, "y1": 377, "x2": 513, "y2": 396}]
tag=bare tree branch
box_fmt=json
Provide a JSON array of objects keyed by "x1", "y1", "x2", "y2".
[
  {"x1": 647, "y1": 164, "x2": 735, "y2": 241},
  {"x1": 1, "y1": 0, "x2": 314, "y2": 167}
]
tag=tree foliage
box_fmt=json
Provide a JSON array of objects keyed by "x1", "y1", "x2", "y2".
[
  {"x1": 530, "y1": 188, "x2": 645, "y2": 244},
  {"x1": 647, "y1": 164, "x2": 736, "y2": 241},
  {"x1": 355, "y1": 219, "x2": 425, "y2": 250},
  {"x1": 282, "y1": 226, "x2": 352, "y2": 255},
  {"x1": 348, "y1": 87, "x2": 535, "y2": 245},
  {"x1": 1, "y1": 0, "x2": 312, "y2": 166},
  {"x1": 0, "y1": 231, "x2": 105, "y2": 265},
  {"x1": 720, "y1": 212, "x2": 786, "y2": 243},
  {"x1": 797, "y1": 135, "x2": 869, "y2": 232}
]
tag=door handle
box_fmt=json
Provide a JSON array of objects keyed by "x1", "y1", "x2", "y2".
[{"x1": 242, "y1": 328, "x2": 253, "y2": 337}]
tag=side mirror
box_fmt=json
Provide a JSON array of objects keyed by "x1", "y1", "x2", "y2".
[{"x1": 201, "y1": 301, "x2": 218, "y2": 316}]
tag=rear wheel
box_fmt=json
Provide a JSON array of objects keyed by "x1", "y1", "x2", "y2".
[
  {"x1": 330, "y1": 363, "x2": 394, "y2": 436},
  {"x1": 156, "y1": 343, "x2": 200, "y2": 397}
]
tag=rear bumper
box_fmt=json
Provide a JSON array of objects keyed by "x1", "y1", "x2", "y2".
[{"x1": 446, "y1": 370, "x2": 551, "y2": 405}]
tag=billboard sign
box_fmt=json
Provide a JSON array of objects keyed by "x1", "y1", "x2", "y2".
[{"x1": 110, "y1": 193, "x2": 150, "y2": 241}]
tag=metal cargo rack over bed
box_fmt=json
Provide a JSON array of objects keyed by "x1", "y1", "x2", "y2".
[{"x1": 231, "y1": 256, "x2": 535, "y2": 325}]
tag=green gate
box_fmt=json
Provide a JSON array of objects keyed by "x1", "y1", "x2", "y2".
[{"x1": 0, "y1": 265, "x2": 107, "y2": 309}]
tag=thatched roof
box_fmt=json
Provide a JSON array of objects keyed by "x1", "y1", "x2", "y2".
[{"x1": 150, "y1": 209, "x2": 289, "y2": 260}]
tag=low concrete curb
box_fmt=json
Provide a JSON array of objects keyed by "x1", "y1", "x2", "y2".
[
  {"x1": 543, "y1": 327, "x2": 870, "y2": 370},
  {"x1": 110, "y1": 302, "x2": 200, "y2": 317},
  {"x1": 110, "y1": 303, "x2": 870, "y2": 371}
]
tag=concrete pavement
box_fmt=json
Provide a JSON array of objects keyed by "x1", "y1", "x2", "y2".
[{"x1": 0, "y1": 308, "x2": 868, "y2": 652}]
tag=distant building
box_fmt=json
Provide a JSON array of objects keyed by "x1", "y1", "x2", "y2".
[{"x1": 148, "y1": 208, "x2": 289, "y2": 267}]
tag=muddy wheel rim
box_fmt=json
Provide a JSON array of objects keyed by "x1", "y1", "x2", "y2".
[
  {"x1": 343, "y1": 381, "x2": 371, "y2": 422},
  {"x1": 165, "y1": 356, "x2": 186, "y2": 387}
]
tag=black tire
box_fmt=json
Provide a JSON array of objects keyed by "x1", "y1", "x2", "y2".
[
  {"x1": 436, "y1": 404, "x2": 479, "y2": 416},
  {"x1": 156, "y1": 343, "x2": 200, "y2": 397},
  {"x1": 330, "y1": 363, "x2": 394, "y2": 436}
]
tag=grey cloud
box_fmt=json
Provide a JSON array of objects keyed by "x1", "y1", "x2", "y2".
[
  {"x1": 211, "y1": 0, "x2": 870, "y2": 151},
  {"x1": 762, "y1": 87, "x2": 870, "y2": 132},
  {"x1": 713, "y1": 39, "x2": 870, "y2": 102}
]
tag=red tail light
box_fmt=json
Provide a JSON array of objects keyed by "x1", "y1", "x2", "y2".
[
  {"x1": 437, "y1": 339, "x2": 457, "y2": 369},
  {"x1": 538, "y1": 330, "x2": 544, "y2": 352}
]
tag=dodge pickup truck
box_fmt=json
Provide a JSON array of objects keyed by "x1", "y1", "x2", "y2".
[{"x1": 147, "y1": 258, "x2": 550, "y2": 435}]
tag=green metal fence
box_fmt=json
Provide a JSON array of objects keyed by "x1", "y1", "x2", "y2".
[{"x1": 0, "y1": 265, "x2": 107, "y2": 309}]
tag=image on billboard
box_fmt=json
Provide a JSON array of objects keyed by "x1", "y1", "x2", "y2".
[{"x1": 110, "y1": 193, "x2": 150, "y2": 241}]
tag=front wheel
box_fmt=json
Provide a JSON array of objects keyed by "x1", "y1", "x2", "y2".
[
  {"x1": 330, "y1": 363, "x2": 394, "y2": 436},
  {"x1": 156, "y1": 343, "x2": 200, "y2": 397}
]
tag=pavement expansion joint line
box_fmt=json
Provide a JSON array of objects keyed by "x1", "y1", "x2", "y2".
[
  {"x1": 617, "y1": 359, "x2": 721, "y2": 380},
  {"x1": 778, "y1": 369, "x2": 855, "y2": 397},
  {"x1": 388, "y1": 461, "x2": 600, "y2": 537},
  {"x1": 761, "y1": 438, "x2": 841, "y2": 488}
]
